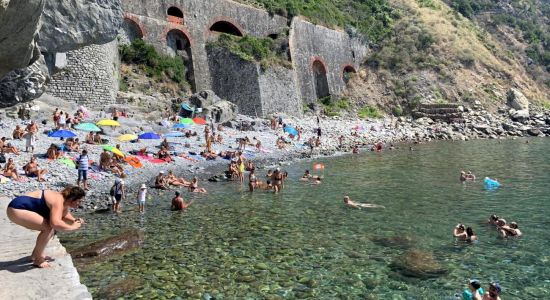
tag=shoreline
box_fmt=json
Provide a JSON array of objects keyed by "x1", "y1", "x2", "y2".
[{"x1": 0, "y1": 100, "x2": 549, "y2": 213}]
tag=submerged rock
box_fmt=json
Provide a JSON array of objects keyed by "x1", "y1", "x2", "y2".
[
  {"x1": 96, "y1": 276, "x2": 144, "y2": 299},
  {"x1": 390, "y1": 249, "x2": 447, "y2": 279},
  {"x1": 70, "y1": 229, "x2": 144, "y2": 260},
  {"x1": 372, "y1": 235, "x2": 415, "y2": 249}
]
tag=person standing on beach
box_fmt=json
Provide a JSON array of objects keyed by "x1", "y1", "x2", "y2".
[
  {"x1": 137, "y1": 184, "x2": 147, "y2": 213},
  {"x1": 111, "y1": 178, "x2": 125, "y2": 212},
  {"x1": 76, "y1": 149, "x2": 89, "y2": 190},
  {"x1": 24, "y1": 120, "x2": 38, "y2": 153}
]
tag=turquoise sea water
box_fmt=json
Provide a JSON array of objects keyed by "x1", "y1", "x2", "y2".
[{"x1": 62, "y1": 139, "x2": 550, "y2": 299}]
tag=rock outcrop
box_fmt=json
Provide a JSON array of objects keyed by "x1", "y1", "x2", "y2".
[
  {"x1": 0, "y1": 0, "x2": 44, "y2": 79},
  {"x1": 205, "y1": 100, "x2": 238, "y2": 123},
  {"x1": 0, "y1": 0, "x2": 122, "y2": 107},
  {"x1": 39, "y1": 0, "x2": 123, "y2": 53},
  {"x1": 70, "y1": 229, "x2": 144, "y2": 261},
  {"x1": 507, "y1": 88, "x2": 529, "y2": 111}
]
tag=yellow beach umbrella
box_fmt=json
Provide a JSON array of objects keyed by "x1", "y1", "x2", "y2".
[
  {"x1": 96, "y1": 119, "x2": 120, "y2": 127},
  {"x1": 103, "y1": 145, "x2": 125, "y2": 157},
  {"x1": 118, "y1": 134, "x2": 138, "y2": 142}
]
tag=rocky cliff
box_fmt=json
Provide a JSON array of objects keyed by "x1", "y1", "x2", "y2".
[{"x1": 0, "y1": 0, "x2": 122, "y2": 107}]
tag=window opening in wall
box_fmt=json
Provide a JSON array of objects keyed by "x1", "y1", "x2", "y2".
[
  {"x1": 167, "y1": 7, "x2": 183, "y2": 18},
  {"x1": 122, "y1": 18, "x2": 144, "y2": 44},
  {"x1": 209, "y1": 21, "x2": 243, "y2": 36},
  {"x1": 312, "y1": 60, "x2": 330, "y2": 99}
]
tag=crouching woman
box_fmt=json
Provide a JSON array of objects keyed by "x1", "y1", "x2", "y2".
[{"x1": 6, "y1": 186, "x2": 86, "y2": 268}]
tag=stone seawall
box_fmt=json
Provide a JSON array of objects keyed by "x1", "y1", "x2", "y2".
[
  {"x1": 0, "y1": 197, "x2": 91, "y2": 300},
  {"x1": 46, "y1": 40, "x2": 119, "y2": 106}
]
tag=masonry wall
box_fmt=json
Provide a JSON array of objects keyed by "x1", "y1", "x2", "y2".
[
  {"x1": 289, "y1": 18, "x2": 366, "y2": 104},
  {"x1": 47, "y1": 41, "x2": 119, "y2": 106},
  {"x1": 258, "y1": 66, "x2": 302, "y2": 117},
  {"x1": 207, "y1": 47, "x2": 262, "y2": 116},
  {"x1": 122, "y1": 0, "x2": 288, "y2": 92}
]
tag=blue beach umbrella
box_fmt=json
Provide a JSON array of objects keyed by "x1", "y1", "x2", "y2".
[
  {"x1": 138, "y1": 132, "x2": 161, "y2": 140},
  {"x1": 165, "y1": 131, "x2": 185, "y2": 138},
  {"x1": 74, "y1": 122, "x2": 101, "y2": 132},
  {"x1": 48, "y1": 130, "x2": 77, "y2": 138},
  {"x1": 284, "y1": 126, "x2": 298, "y2": 136},
  {"x1": 173, "y1": 123, "x2": 191, "y2": 129}
]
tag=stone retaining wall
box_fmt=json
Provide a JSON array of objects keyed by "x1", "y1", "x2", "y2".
[{"x1": 46, "y1": 41, "x2": 119, "y2": 106}]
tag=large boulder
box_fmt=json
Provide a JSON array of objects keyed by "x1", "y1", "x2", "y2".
[
  {"x1": 0, "y1": 0, "x2": 122, "y2": 107},
  {"x1": 0, "y1": 0, "x2": 44, "y2": 79},
  {"x1": 39, "y1": 0, "x2": 123, "y2": 53},
  {"x1": 0, "y1": 56, "x2": 49, "y2": 108},
  {"x1": 507, "y1": 88, "x2": 529, "y2": 111},
  {"x1": 189, "y1": 90, "x2": 222, "y2": 109},
  {"x1": 205, "y1": 100, "x2": 238, "y2": 123}
]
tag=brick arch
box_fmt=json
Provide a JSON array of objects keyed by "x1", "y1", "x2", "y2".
[
  {"x1": 310, "y1": 56, "x2": 329, "y2": 74},
  {"x1": 341, "y1": 63, "x2": 357, "y2": 82},
  {"x1": 161, "y1": 26, "x2": 194, "y2": 47},
  {"x1": 166, "y1": 5, "x2": 185, "y2": 25},
  {"x1": 206, "y1": 17, "x2": 245, "y2": 37},
  {"x1": 123, "y1": 13, "x2": 147, "y2": 39}
]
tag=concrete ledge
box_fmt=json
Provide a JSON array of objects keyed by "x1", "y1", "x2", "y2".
[{"x1": 0, "y1": 197, "x2": 91, "y2": 300}]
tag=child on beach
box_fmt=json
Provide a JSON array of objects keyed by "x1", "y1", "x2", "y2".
[{"x1": 137, "y1": 184, "x2": 147, "y2": 213}]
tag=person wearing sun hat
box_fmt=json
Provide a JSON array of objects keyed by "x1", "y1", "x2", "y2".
[
  {"x1": 137, "y1": 183, "x2": 147, "y2": 213},
  {"x1": 154, "y1": 170, "x2": 169, "y2": 190},
  {"x1": 482, "y1": 282, "x2": 501, "y2": 300}
]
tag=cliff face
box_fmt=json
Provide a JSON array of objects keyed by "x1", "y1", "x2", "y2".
[{"x1": 0, "y1": 0, "x2": 122, "y2": 107}]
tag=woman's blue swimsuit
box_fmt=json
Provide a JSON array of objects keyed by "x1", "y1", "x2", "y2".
[{"x1": 8, "y1": 190, "x2": 50, "y2": 219}]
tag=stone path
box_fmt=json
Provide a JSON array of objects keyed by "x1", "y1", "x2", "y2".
[{"x1": 0, "y1": 197, "x2": 91, "y2": 300}]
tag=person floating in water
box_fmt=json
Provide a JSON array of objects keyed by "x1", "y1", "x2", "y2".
[
  {"x1": 453, "y1": 224, "x2": 468, "y2": 241},
  {"x1": 343, "y1": 196, "x2": 385, "y2": 209},
  {"x1": 482, "y1": 282, "x2": 502, "y2": 300},
  {"x1": 464, "y1": 279, "x2": 483, "y2": 300},
  {"x1": 300, "y1": 170, "x2": 312, "y2": 181},
  {"x1": 498, "y1": 221, "x2": 522, "y2": 238},
  {"x1": 460, "y1": 171, "x2": 476, "y2": 182}
]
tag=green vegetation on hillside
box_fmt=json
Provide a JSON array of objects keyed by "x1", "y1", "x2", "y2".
[
  {"x1": 236, "y1": 0, "x2": 398, "y2": 42},
  {"x1": 119, "y1": 39, "x2": 187, "y2": 84},
  {"x1": 207, "y1": 33, "x2": 292, "y2": 69}
]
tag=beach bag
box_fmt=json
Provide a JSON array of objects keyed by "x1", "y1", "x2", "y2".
[{"x1": 0, "y1": 153, "x2": 5, "y2": 164}]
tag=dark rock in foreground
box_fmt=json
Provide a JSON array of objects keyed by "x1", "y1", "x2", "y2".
[{"x1": 70, "y1": 229, "x2": 144, "y2": 260}]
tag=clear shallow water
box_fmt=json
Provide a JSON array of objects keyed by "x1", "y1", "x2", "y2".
[{"x1": 62, "y1": 139, "x2": 550, "y2": 299}]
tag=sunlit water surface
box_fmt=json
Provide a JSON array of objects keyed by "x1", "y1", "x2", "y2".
[{"x1": 63, "y1": 139, "x2": 550, "y2": 299}]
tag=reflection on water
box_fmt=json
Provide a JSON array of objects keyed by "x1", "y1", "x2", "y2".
[{"x1": 63, "y1": 139, "x2": 550, "y2": 299}]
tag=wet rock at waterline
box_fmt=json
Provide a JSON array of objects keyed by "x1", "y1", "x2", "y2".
[
  {"x1": 372, "y1": 235, "x2": 415, "y2": 250},
  {"x1": 96, "y1": 277, "x2": 144, "y2": 299},
  {"x1": 70, "y1": 230, "x2": 144, "y2": 260},
  {"x1": 390, "y1": 249, "x2": 448, "y2": 279}
]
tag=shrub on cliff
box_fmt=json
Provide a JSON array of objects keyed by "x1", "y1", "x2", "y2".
[
  {"x1": 119, "y1": 39, "x2": 187, "y2": 84},
  {"x1": 209, "y1": 33, "x2": 291, "y2": 69}
]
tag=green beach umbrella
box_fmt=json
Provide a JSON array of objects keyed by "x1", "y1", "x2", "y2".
[
  {"x1": 180, "y1": 118, "x2": 195, "y2": 125},
  {"x1": 74, "y1": 122, "x2": 101, "y2": 132}
]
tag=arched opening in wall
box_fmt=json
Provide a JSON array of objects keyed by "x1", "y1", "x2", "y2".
[
  {"x1": 209, "y1": 21, "x2": 243, "y2": 36},
  {"x1": 166, "y1": 29, "x2": 196, "y2": 92},
  {"x1": 343, "y1": 66, "x2": 357, "y2": 84},
  {"x1": 312, "y1": 60, "x2": 330, "y2": 99},
  {"x1": 120, "y1": 18, "x2": 144, "y2": 45},
  {"x1": 167, "y1": 7, "x2": 184, "y2": 24}
]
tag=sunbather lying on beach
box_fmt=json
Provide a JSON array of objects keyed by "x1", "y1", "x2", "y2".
[
  {"x1": 166, "y1": 170, "x2": 190, "y2": 186},
  {"x1": 188, "y1": 177, "x2": 207, "y2": 193}
]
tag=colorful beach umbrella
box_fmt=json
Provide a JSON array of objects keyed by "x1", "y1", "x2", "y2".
[
  {"x1": 173, "y1": 123, "x2": 190, "y2": 129},
  {"x1": 48, "y1": 130, "x2": 77, "y2": 138},
  {"x1": 179, "y1": 118, "x2": 194, "y2": 125},
  {"x1": 96, "y1": 119, "x2": 120, "y2": 127},
  {"x1": 118, "y1": 134, "x2": 138, "y2": 142},
  {"x1": 284, "y1": 126, "x2": 298, "y2": 136},
  {"x1": 103, "y1": 145, "x2": 125, "y2": 157},
  {"x1": 313, "y1": 163, "x2": 325, "y2": 171},
  {"x1": 74, "y1": 122, "x2": 101, "y2": 132},
  {"x1": 165, "y1": 131, "x2": 185, "y2": 138},
  {"x1": 138, "y1": 132, "x2": 161, "y2": 140},
  {"x1": 192, "y1": 117, "x2": 207, "y2": 125}
]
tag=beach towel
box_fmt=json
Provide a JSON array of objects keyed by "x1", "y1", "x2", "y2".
[{"x1": 149, "y1": 158, "x2": 167, "y2": 164}]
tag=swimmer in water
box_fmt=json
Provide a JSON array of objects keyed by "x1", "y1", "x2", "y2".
[
  {"x1": 453, "y1": 224, "x2": 468, "y2": 241},
  {"x1": 343, "y1": 196, "x2": 385, "y2": 209},
  {"x1": 466, "y1": 227, "x2": 478, "y2": 242},
  {"x1": 498, "y1": 221, "x2": 522, "y2": 238},
  {"x1": 482, "y1": 282, "x2": 502, "y2": 300},
  {"x1": 300, "y1": 169, "x2": 312, "y2": 181},
  {"x1": 311, "y1": 176, "x2": 322, "y2": 185},
  {"x1": 487, "y1": 214, "x2": 499, "y2": 226}
]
